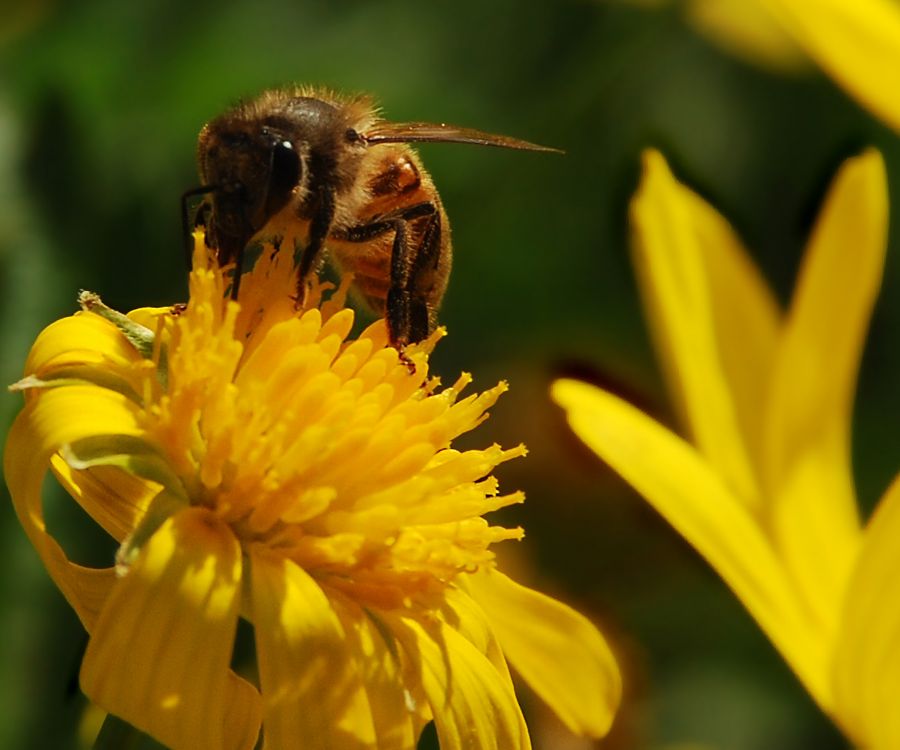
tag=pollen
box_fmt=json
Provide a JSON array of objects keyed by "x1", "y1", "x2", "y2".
[{"x1": 138, "y1": 237, "x2": 524, "y2": 607}]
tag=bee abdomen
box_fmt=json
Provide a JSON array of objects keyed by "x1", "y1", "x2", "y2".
[{"x1": 328, "y1": 247, "x2": 390, "y2": 314}]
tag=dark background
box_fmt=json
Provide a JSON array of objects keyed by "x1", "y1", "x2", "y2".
[{"x1": 2, "y1": 1, "x2": 898, "y2": 748}]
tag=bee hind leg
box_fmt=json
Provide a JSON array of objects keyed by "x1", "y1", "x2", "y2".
[{"x1": 339, "y1": 201, "x2": 441, "y2": 349}]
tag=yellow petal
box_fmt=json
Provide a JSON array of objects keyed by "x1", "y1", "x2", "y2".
[
  {"x1": 760, "y1": 0, "x2": 900, "y2": 132},
  {"x1": 250, "y1": 550, "x2": 376, "y2": 750},
  {"x1": 24, "y1": 313, "x2": 144, "y2": 374},
  {"x1": 831, "y1": 474, "x2": 900, "y2": 750},
  {"x1": 80, "y1": 507, "x2": 258, "y2": 750},
  {"x1": 679, "y1": 168, "x2": 781, "y2": 480},
  {"x1": 4, "y1": 386, "x2": 151, "y2": 628},
  {"x1": 21, "y1": 313, "x2": 147, "y2": 399},
  {"x1": 6, "y1": 382, "x2": 177, "y2": 553},
  {"x1": 50, "y1": 458, "x2": 159, "y2": 544},
  {"x1": 6, "y1": 413, "x2": 115, "y2": 630},
  {"x1": 763, "y1": 150, "x2": 885, "y2": 633},
  {"x1": 386, "y1": 612, "x2": 531, "y2": 750},
  {"x1": 331, "y1": 596, "x2": 422, "y2": 750},
  {"x1": 684, "y1": 0, "x2": 808, "y2": 72},
  {"x1": 631, "y1": 150, "x2": 762, "y2": 511},
  {"x1": 442, "y1": 585, "x2": 515, "y2": 684},
  {"x1": 465, "y1": 568, "x2": 621, "y2": 738},
  {"x1": 551, "y1": 378, "x2": 831, "y2": 709}
]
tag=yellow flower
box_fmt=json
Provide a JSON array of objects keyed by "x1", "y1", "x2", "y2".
[
  {"x1": 553, "y1": 148, "x2": 896, "y2": 748},
  {"x1": 682, "y1": 0, "x2": 808, "y2": 72},
  {"x1": 615, "y1": 0, "x2": 900, "y2": 132},
  {"x1": 610, "y1": 0, "x2": 808, "y2": 72},
  {"x1": 758, "y1": 0, "x2": 900, "y2": 132},
  {"x1": 5, "y1": 236, "x2": 621, "y2": 750}
]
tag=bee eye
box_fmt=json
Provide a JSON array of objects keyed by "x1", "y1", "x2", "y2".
[{"x1": 266, "y1": 140, "x2": 301, "y2": 213}]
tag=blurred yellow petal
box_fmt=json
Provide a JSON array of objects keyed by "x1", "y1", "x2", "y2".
[
  {"x1": 250, "y1": 550, "x2": 376, "y2": 750},
  {"x1": 551, "y1": 378, "x2": 830, "y2": 707},
  {"x1": 763, "y1": 150, "x2": 885, "y2": 633},
  {"x1": 466, "y1": 568, "x2": 621, "y2": 738},
  {"x1": 388, "y1": 613, "x2": 530, "y2": 750},
  {"x1": 631, "y1": 150, "x2": 762, "y2": 510},
  {"x1": 80, "y1": 506, "x2": 258, "y2": 750},
  {"x1": 761, "y1": 0, "x2": 900, "y2": 132},
  {"x1": 831, "y1": 474, "x2": 900, "y2": 750},
  {"x1": 678, "y1": 171, "x2": 782, "y2": 480},
  {"x1": 685, "y1": 0, "x2": 808, "y2": 71}
]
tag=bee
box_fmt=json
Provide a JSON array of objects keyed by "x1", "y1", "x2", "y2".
[{"x1": 185, "y1": 87, "x2": 558, "y2": 348}]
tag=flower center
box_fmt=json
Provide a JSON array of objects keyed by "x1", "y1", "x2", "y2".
[{"x1": 138, "y1": 239, "x2": 524, "y2": 606}]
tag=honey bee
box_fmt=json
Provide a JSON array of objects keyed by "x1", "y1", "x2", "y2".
[{"x1": 185, "y1": 87, "x2": 558, "y2": 347}]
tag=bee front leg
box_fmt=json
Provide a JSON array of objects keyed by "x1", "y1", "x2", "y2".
[
  {"x1": 295, "y1": 189, "x2": 337, "y2": 303},
  {"x1": 339, "y1": 201, "x2": 440, "y2": 347}
]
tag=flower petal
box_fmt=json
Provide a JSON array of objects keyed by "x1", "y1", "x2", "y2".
[
  {"x1": 331, "y1": 597, "x2": 425, "y2": 749},
  {"x1": 760, "y1": 0, "x2": 900, "y2": 132},
  {"x1": 250, "y1": 551, "x2": 376, "y2": 750},
  {"x1": 3, "y1": 385, "x2": 151, "y2": 628},
  {"x1": 6, "y1": 381, "x2": 179, "y2": 553},
  {"x1": 465, "y1": 568, "x2": 621, "y2": 738},
  {"x1": 685, "y1": 0, "x2": 808, "y2": 72},
  {"x1": 22, "y1": 313, "x2": 147, "y2": 398},
  {"x1": 680, "y1": 183, "x2": 781, "y2": 480},
  {"x1": 831, "y1": 473, "x2": 900, "y2": 750},
  {"x1": 630, "y1": 150, "x2": 763, "y2": 510},
  {"x1": 442, "y1": 585, "x2": 515, "y2": 684},
  {"x1": 80, "y1": 506, "x2": 258, "y2": 750},
  {"x1": 763, "y1": 150, "x2": 885, "y2": 633},
  {"x1": 551, "y1": 378, "x2": 831, "y2": 708},
  {"x1": 386, "y1": 611, "x2": 530, "y2": 750},
  {"x1": 50, "y1": 458, "x2": 160, "y2": 543},
  {"x1": 25, "y1": 313, "x2": 143, "y2": 372}
]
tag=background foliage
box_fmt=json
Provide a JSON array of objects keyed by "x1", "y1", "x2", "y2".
[{"x1": 2, "y1": 1, "x2": 898, "y2": 748}]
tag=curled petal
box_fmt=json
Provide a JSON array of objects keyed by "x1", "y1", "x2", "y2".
[
  {"x1": 80, "y1": 507, "x2": 258, "y2": 750},
  {"x1": 50, "y1": 458, "x2": 160, "y2": 544},
  {"x1": 3, "y1": 385, "x2": 151, "y2": 628},
  {"x1": 22, "y1": 313, "x2": 148, "y2": 399}
]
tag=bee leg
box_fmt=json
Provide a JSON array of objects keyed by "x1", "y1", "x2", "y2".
[
  {"x1": 295, "y1": 189, "x2": 337, "y2": 303},
  {"x1": 339, "y1": 202, "x2": 439, "y2": 348},
  {"x1": 404, "y1": 206, "x2": 443, "y2": 344}
]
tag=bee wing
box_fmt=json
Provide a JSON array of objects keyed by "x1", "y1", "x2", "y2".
[{"x1": 361, "y1": 121, "x2": 562, "y2": 153}]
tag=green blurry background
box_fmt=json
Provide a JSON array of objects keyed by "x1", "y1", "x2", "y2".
[{"x1": 2, "y1": 1, "x2": 898, "y2": 748}]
